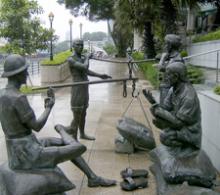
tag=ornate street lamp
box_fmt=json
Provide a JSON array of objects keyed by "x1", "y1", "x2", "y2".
[
  {"x1": 69, "y1": 19, "x2": 73, "y2": 51},
  {"x1": 48, "y1": 12, "x2": 54, "y2": 61}
]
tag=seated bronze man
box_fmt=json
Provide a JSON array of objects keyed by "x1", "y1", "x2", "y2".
[
  {"x1": 143, "y1": 62, "x2": 216, "y2": 190},
  {"x1": 157, "y1": 34, "x2": 184, "y2": 107},
  {"x1": 143, "y1": 61, "x2": 201, "y2": 155},
  {"x1": 0, "y1": 54, "x2": 116, "y2": 194}
]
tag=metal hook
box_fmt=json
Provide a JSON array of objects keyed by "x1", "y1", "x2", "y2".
[
  {"x1": 132, "y1": 80, "x2": 136, "y2": 97},
  {"x1": 128, "y1": 61, "x2": 133, "y2": 79},
  {"x1": 123, "y1": 81, "x2": 127, "y2": 97}
]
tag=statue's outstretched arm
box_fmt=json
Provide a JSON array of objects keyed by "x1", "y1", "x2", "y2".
[{"x1": 87, "y1": 69, "x2": 112, "y2": 79}]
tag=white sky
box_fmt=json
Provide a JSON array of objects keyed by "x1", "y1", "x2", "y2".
[{"x1": 37, "y1": 0, "x2": 108, "y2": 42}]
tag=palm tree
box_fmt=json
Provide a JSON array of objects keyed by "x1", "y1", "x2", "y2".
[
  {"x1": 160, "y1": 0, "x2": 178, "y2": 35},
  {"x1": 160, "y1": 0, "x2": 199, "y2": 35},
  {"x1": 114, "y1": 0, "x2": 161, "y2": 58},
  {"x1": 113, "y1": 0, "x2": 134, "y2": 57}
]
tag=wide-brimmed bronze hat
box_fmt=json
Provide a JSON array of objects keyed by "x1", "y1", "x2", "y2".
[{"x1": 1, "y1": 54, "x2": 29, "y2": 78}]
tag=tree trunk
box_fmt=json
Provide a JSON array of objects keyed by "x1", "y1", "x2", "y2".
[{"x1": 143, "y1": 21, "x2": 156, "y2": 59}]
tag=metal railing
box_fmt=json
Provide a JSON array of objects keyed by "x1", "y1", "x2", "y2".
[
  {"x1": 183, "y1": 48, "x2": 220, "y2": 83},
  {"x1": 26, "y1": 57, "x2": 41, "y2": 75}
]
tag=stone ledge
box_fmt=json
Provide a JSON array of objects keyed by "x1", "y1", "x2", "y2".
[
  {"x1": 40, "y1": 62, "x2": 70, "y2": 83},
  {"x1": 198, "y1": 90, "x2": 220, "y2": 172}
]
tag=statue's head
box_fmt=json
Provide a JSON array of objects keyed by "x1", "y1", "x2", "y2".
[
  {"x1": 72, "y1": 39, "x2": 83, "y2": 48},
  {"x1": 166, "y1": 62, "x2": 187, "y2": 86},
  {"x1": 164, "y1": 34, "x2": 181, "y2": 51},
  {"x1": 2, "y1": 54, "x2": 29, "y2": 78},
  {"x1": 72, "y1": 39, "x2": 84, "y2": 54}
]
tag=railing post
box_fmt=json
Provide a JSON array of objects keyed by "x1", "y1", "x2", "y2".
[
  {"x1": 216, "y1": 51, "x2": 219, "y2": 83},
  {"x1": 38, "y1": 61, "x2": 40, "y2": 74},
  {"x1": 32, "y1": 62, "x2": 34, "y2": 75}
]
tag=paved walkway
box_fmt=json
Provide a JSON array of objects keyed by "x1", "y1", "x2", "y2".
[{"x1": 0, "y1": 59, "x2": 160, "y2": 195}]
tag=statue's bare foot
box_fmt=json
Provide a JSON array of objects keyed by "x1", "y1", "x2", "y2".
[
  {"x1": 54, "y1": 124, "x2": 66, "y2": 134},
  {"x1": 55, "y1": 124, "x2": 78, "y2": 144},
  {"x1": 88, "y1": 176, "x2": 117, "y2": 187},
  {"x1": 80, "y1": 134, "x2": 95, "y2": 140},
  {"x1": 63, "y1": 125, "x2": 73, "y2": 135},
  {"x1": 55, "y1": 124, "x2": 78, "y2": 139}
]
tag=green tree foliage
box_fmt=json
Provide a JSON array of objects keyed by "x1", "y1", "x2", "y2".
[
  {"x1": 160, "y1": 0, "x2": 178, "y2": 35},
  {"x1": 114, "y1": 0, "x2": 161, "y2": 58},
  {"x1": 58, "y1": 0, "x2": 211, "y2": 58},
  {"x1": 113, "y1": 0, "x2": 134, "y2": 57},
  {"x1": 57, "y1": 0, "x2": 114, "y2": 21},
  {"x1": 83, "y1": 31, "x2": 107, "y2": 41},
  {"x1": 0, "y1": 0, "x2": 56, "y2": 55},
  {"x1": 58, "y1": 0, "x2": 129, "y2": 57}
]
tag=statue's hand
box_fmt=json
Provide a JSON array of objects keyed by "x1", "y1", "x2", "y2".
[
  {"x1": 86, "y1": 53, "x2": 93, "y2": 59},
  {"x1": 100, "y1": 74, "x2": 112, "y2": 79},
  {"x1": 47, "y1": 87, "x2": 55, "y2": 99},
  {"x1": 165, "y1": 131, "x2": 177, "y2": 140},
  {"x1": 142, "y1": 89, "x2": 156, "y2": 104},
  {"x1": 44, "y1": 97, "x2": 54, "y2": 109},
  {"x1": 152, "y1": 116, "x2": 168, "y2": 129},
  {"x1": 44, "y1": 88, "x2": 55, "y2": 109}
]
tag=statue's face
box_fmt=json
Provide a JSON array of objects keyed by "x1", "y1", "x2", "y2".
[
  {"x1": 165, "y1": 40, "x2": 172, "y2": 53},
  {"x1": 74, "y1": 42, "x2": 83, "y2": 54},
  {"x1": 166, "y1": 69, "x2": 178, "y2": 87},
  {"x1": 17, "y1": 69, "x2": 28, "y2": 85}
]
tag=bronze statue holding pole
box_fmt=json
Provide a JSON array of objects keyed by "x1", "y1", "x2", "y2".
[
  {"x1": 0, "y1": 54, "x2": 116, "y2": 195},
  {"x1": 66, "y1": 39, "x2": 112, "y2": 140}
]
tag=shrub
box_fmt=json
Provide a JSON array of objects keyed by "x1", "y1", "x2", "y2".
[
  {"x1": 181, "y1": 50, "x2": 188, "y2": 57},
  {"x1": 132, "y1": 51, "x2": 144, "y2": 60},
  {"x1": 187, "y1": 65, "x2": 204, "y2": 84},
  {"x1": 214, "y1": 85, "x2": 220, "y2": 95},
  {"x1": 132, "y1": 51, "x2": 158, "y2": 88},
  {"x1": 132, "y1": 52, "x2": 204, "y2": 87},
  {"x1": 193, "y1": 29, "x2": 220, "y2": 43},
  {"x1": 103, "y1": 43, "x2": 117, "y2": 55},
  {"x1": 41, "y1": 50, "x2": 72, "y2": 66},
  {"x1": 139, "y1": 61, "x2": 159, "y2": 88}
]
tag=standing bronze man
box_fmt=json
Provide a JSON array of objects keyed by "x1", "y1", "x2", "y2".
[{"x1": 67, "y1": 39, "x2": 111, "y2": 140}]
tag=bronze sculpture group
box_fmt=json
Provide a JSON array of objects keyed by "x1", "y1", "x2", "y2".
[
  {"x1": 143, "y1": 34, "x2": 217, "y2": 194},
  {"x1": 0, "y1": 52, "x2": 115, "y2": 194},
  {"x1": 0, "y1": 35, "x2": 218, "y2": 194}
]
